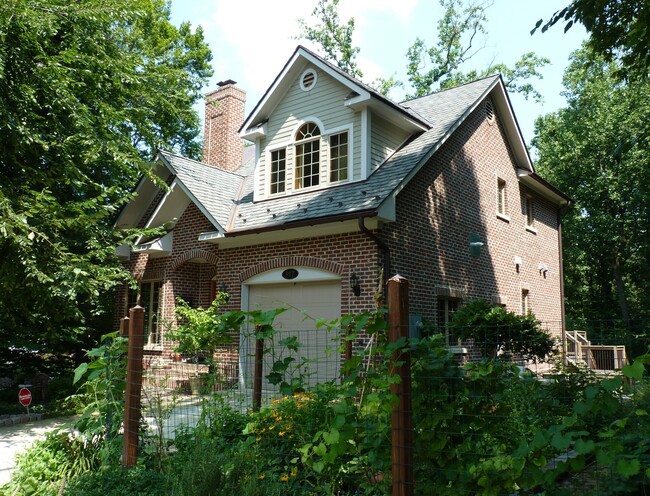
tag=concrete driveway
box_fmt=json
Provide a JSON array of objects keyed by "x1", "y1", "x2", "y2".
[{"x1": 0, "y1": 416, "x2": 75, "y2": 487}]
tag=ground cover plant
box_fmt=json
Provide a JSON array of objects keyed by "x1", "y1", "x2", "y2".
[{"x1": 3, "y1": 306, "x2": 649, "y2": 495}]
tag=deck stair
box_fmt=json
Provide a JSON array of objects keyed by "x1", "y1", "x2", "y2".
[{"x1": 564, "y1": 330, "x2": 627, "y2": 371}]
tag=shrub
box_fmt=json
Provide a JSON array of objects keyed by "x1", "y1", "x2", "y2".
[
  {"x1": 63, "y1": 465, "x2": 168, "y2": 496},
  {"x1": 448, "y1": 299, "x2": 555, "y2": 361},
  {"x1": 2, "y1": 431, "x2": 104, "y2": 496}
]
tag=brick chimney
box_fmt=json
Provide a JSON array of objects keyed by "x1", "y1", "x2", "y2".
[{"x1": 203, "y1": 80, "x2": 246, "y2": 171}]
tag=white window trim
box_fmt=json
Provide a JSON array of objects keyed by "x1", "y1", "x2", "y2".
[
  {"x1": 299, "y1": 68, "x2": 318, "y2": 92},
  {"x1": 525, "y1": 195, "x2": 537, "y2": 233},
  {"x1": 266, "y1": 144, "x2": 290, "y2": 197},
  {"x1": 496, "y1": 177, "x2": 510, "y2": 221},
  {"x1": 326, "y1": 124, "x2": 353, "y2": 185},
  {"x1": 264, "y1": 119, "x2": 354, "y2": 197}
]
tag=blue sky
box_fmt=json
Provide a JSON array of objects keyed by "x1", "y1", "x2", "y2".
[{"x1": 170, "y1": 0, "x2": 586, "y2": 152}]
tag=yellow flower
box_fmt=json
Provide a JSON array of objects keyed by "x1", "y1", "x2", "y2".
[
  {"x1": 290, "y1": 467, "x2": 298, "y2": 477},
  {"x1": 279, "y1": 431, "x2": 286, "y2": 436},
  {"x1": 258, "y1": 474, "x2": 266, "y2": 480},
  {"x1": 280, "y1": 474, "x2": 289, "y2": 482}
]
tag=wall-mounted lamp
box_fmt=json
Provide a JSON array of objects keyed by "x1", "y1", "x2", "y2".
[
  {"x1": 538, "y1": 263, "x2": 550, "y2": 278},
  {"x1": 218, "y1": 282, "x2": 230, "y2": 302},
  {"x1": 350, "y1": 273, "x2": 361, "y2": 297}
]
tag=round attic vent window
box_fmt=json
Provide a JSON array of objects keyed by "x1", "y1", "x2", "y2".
[
  {"x1": 485, "y1": 100, "x2": 495, "y2": 125},
  {"x1": 300, "y1": 69, "x2": 317, "y2": 91}
]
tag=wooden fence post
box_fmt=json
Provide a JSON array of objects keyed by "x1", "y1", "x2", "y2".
[
  {"x1": 120, "y1": 316, "x2": 129, "y2": 338},
  {"x1": 252, "y1": 327, "x2": 264, "y2": 412},
  {"x1": 122, "y1": 305, "x2": 145, "y2": 468},
  {"x1": 388, "y1": 275, "x2": 413, "y2": 496}
]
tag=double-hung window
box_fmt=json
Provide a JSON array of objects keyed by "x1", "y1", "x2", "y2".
[
  {"x1": 270, "y1": 149, "x2": 286, "y2": 195},
  {"x1": 329, "y1": 131, "x2": 348, "y2": 183},
  {"x1": 294, "y1": 122, "x2": 321, "y2": 189},
  {"x1": 438, "y1": 297, "x2": 461, "y2": 346},
  {"x1": 268, "y1": 122, "x2": 350, "y2": 195}
]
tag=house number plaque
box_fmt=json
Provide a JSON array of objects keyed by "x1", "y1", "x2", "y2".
[{"x1": 282, "y1": 268, "x2": 299, "y2": 280}]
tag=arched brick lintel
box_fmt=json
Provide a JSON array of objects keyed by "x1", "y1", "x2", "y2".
[
  {"x1": 170, "y1": 249, "x2": 219, "y2": 271},
  {"x1": 239, "y1": 256, "x2": 345, "y2": 282}
]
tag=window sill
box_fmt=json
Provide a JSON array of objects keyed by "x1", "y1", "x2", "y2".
[
  {"x1": 144, "y1": 344, "x2": 164, "y2": 352},
  {"x1": 526, "y1": 226, "x2": 538, "y2": 234},
  {"x1": 496, "y1": 213, "x2": 510, "y2": 223}
]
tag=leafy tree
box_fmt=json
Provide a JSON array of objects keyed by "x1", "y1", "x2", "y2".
[
  {"x1": 0, "y1": 0, "x2": 212, "y2": 370},
  {"x1": 299, "y1": 0, "x2": 549, "y2": 100},
  {"x1": 533, "y1": 0, "x2": 650, "y2": 80},
  {"x1": 406, "y1": 0, "x2": 549, "y2": 99},
  {"x1": 298, "y1": 0, "x2": 362, "y2": 79},
  {"x1": 533, "y1": 46, "x2": 650, "y2": 328}
]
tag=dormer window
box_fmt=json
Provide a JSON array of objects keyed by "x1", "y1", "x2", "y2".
[
  {"x1": 295, "y1": 122, "x2": 321, "y2": 190},
  {"x1": 329, "y1": 132, "x2": 348, "y2": 183},
  {"x1": 270, "y1": 148, "x2": 286, "y2": 194},
  {"x1": 265, "y1": 121, "x2": 351, "y2": 197}
]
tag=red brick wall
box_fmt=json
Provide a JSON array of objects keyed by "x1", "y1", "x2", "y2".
[
  {"x1": 203, "y1": 83, "x2": 246, "y2": 171},
  {"x1": 116, "y1": 201, "x2": 383, "y2": 354},
  {"x1": 380, "y1": 98, "x2": 564, "y2": 338},
  {"x1": 116, "y1": 96, "x2": 565, "y2": 365}
]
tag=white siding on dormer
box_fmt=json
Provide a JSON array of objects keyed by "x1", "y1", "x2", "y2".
[
  {"x1": 370, "y1": 115, "x2": 409, "y2": 172},
  {"x1": 257, "y1": 67, "x2": 361, "y2": 199}
]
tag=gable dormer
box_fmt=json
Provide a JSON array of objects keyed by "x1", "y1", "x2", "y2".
[{"x1": 241, "y1": 46, "x2": 429, "y2": 202}]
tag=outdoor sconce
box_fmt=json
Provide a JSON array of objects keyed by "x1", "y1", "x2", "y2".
[
  {"x1": 219, "y1": 282, "x2": 230, "y2": 302},
  {"x1": 350, "y1": 273, "x2": 361, "y2": 297}
]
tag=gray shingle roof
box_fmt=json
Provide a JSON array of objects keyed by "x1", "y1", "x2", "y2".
[
  {"x1": 159, "y1": 75, "x2": 499, "y2": 235},
  {"x1": 159, "y1": 151, "x2": 249, "y2": 229},
  {"x1": 227, "y1": 75, "x2": 499, "y2": 233}
]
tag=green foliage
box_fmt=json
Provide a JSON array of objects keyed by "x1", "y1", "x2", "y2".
[
  {"x1": 297, "y1": 0, "x2": 362, "y2": 79},
  {"x1": 534, "y1": 47, "x2": 650, "y2": 325},
  {"x1": 2, "y1": 431, "x2": 104, "y2": 496},
  {"x1": 168, "y1": 294, "x2": 243, "y2": 362},
  {"x1": 72, "y1": 331, "x2": 127, "y2": 444},
  {"x1": 0, "y1": 0, "x2": 213, "y2": 360},
  {"x1": 533, "y1": 0, "x2": 650, "y2": 80},
  {"x1": 1, "y1": 334, "x2": 128, "y2": 491},
  {"x1": 62, "y1": 465, "x2": 168, "y2": 496},
  {"x1": 405, "y1": 0, "x2": 549, "y2": 99},
  {"x1": 298, "y1": 0, "x2": 548, "y2": 102},
  {"x1": 448, "y1": 299, "x2": 555, "y2": 361}
]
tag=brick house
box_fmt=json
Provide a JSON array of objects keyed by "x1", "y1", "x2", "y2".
[{"x1": 114, "y1": 46, "x2": 571, "y2": 383}]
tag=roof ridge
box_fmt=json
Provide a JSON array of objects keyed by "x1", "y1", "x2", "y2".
[
  {"x1": 400, "y1": 74, "x2": 501, "y2": 105},
  {"x1": 158, "y1": 149, "x2": 249, "y2": 178}
]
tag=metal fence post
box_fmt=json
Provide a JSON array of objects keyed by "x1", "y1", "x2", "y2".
[
  {"x1": 122, "y1": 305, "x2": 145, "y2": 468},
  {"x1": 388, "y1": 275, "x2": 413, "y2": 496}
]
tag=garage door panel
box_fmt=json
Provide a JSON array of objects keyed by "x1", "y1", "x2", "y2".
[{"x1": 245, "y1": 281, "x2": 341, "y2": 389}]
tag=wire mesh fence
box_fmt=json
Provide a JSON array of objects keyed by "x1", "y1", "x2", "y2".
[{"x1": 121, "y1": 298, "x2": 650, "y2": 494}]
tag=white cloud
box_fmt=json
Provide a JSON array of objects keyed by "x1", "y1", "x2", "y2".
[{"x1": 209, "y1": 0, "x2": 316, "y2": 98}]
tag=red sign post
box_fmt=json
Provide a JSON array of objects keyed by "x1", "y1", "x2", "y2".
[{"x1": 18, "y1": 387, "x2": 32, "y2": 408}]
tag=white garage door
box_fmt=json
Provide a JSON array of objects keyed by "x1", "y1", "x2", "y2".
[{"x1": 245, "y1": 280, "x2": 341, "y2": 390}]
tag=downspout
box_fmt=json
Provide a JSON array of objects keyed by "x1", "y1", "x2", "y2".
[
  {"x1": 358, "y1": 216, "x2": 391, "y2": 305},
  {"x1": 557, "y1": 206, "x2": 568, "y2": 365}
]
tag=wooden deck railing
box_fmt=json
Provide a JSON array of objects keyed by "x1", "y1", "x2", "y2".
[{"x1": 565, "y1": 330, "x2": 627, "y2": 371}]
